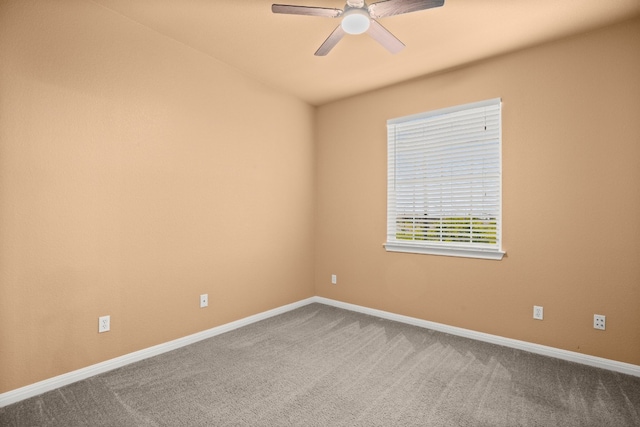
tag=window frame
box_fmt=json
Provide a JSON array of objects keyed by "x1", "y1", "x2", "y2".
[{"x1": 385, "y1": 98, "x2": 505, "y2": 260}]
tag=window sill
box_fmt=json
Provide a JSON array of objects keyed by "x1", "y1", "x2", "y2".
[{"x1": 384, "y1": 242, "x2": 505, "y2": 260}]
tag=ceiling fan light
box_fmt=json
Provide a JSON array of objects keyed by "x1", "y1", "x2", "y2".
[{"x1": 341, "y1": 10, "x2": 370, "y2": 35}]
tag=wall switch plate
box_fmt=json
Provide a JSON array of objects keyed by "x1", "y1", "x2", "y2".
[
  {"x1": 594, "y1": 314, "x2": 606, "y2": 330},
  {"x1": 533, "y1": 306, "x2": 543, "y2": 320},
  {"x1": 331, "y1": 274, "x2": 337, "y2": 285},
  {"x1": 200, "y1": 294, "x2": 208, "y2": 308},
  {"x1": 98, "y1": 315, "x2": 110, "y2": 333}
]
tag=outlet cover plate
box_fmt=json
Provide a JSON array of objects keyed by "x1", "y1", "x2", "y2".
[
  {"x1": 594, "y1": 314, "x2": 606, "y2": 330},
  {"x1": 98, "y1": 315, "x2": 110, "y2": 333},
  {"x1": 200, "y1": 294, "x2": 208, "y2": 308},
  {"x1": 533, "y1": 306, "x2": 543, "y2": 320},
  {"x1": 331, "y1": 274, "x2": 337, "y2": 285}
]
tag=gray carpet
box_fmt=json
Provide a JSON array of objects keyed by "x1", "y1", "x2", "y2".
[{"x1": 1, "y1": 303, "x2": 639, "y2": 426}]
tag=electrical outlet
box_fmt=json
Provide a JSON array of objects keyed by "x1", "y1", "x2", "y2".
[
  {"x1": 98, "y1": 315, "x2": 110, "y2": 333},
  {"x1": 533, "y1": 306, "x2": 543, "y2": 320},
  {"x1": 200, "y1": 294, "x2": 208, "y2": 308},
  {"x1": 594, "y1": 314, "x2": 606, "y2": 330},
  {"x1": 331, "y1": 274, "x2": 337, "y2": 285}
]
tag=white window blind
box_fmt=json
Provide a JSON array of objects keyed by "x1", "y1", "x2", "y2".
[{"x1": 385, "y1": 98, "x2": 504, "y2": 260}]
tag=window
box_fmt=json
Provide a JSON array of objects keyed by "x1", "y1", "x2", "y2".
[{"x1": 385, "y1": 98, "x2": 504, "y2": 260}]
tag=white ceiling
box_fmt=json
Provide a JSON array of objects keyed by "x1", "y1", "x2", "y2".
[{"x1": 92, "y1": 0, "x2": 640, "y2": 105}]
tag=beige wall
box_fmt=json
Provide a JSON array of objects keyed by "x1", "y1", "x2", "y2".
[
  {"x1": 0, "y1": 0, "x2": 315, "y2": 393},
  {"x1": 315, "y1": 18, "x2": 640, "y2": 365}
]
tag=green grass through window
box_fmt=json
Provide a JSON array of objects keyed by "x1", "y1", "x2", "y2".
[{"x1": 396, "y1": 216, "x2": 497, "y2": 245}]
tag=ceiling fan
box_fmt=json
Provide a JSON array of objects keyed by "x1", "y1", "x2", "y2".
[{"x1": 272, "y1": 0, "x2": 445, "y2": 56}]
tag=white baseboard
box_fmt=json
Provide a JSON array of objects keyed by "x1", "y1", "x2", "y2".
[
  {"x1": 2, "y1": 295, "x2": 638, "y2": 408},
  {"x1": 0, "y1": 297, "x2": 315, "y2": 408},
  {"x1": 312, "y1": 296, "x2": 640, "y2": 378}
]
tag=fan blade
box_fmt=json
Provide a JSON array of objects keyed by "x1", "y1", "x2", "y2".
[
  {"x1": 315, "y1": 25, "x2": 346, "y2": 56},
  {"x1": 367, "y1": 19, "x2": 405, "y2": 54},
  {"x1": 272, "y1": 4, "x2": 342, "y2": 18},
  {"x1": 368, "y1": 0, "x2": 444, "y2": 19}
]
